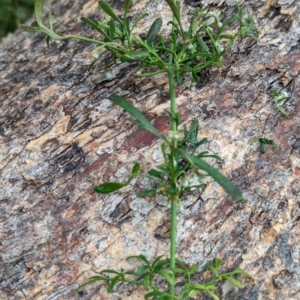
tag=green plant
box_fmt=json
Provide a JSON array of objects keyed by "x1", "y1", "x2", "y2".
[
  {"x1": 258, "y1": 137, "x2": 277, "y2": 154},
  {"x1": 271, "y1": 90, "x2": 289, "y2": 118},
  {"x1": 22, "y1": 0, "x2": 258, "y2": 298},
  {"x1": 0, "y1": 0, "x2": 34, "y2": 41}
]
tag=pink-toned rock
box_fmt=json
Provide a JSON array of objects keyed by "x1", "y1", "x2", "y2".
[{"x1": 0, "y1": 0, "x2": 300, "y2": 299}]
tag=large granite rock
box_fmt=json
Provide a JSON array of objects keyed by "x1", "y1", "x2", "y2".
[{"x1": 0, "y1": 0, "x2": 299, "y2": 299}]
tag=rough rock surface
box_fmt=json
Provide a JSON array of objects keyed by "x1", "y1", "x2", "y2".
[{"x1": 0, "y1": 0, "x2": 300, "y2": 299}]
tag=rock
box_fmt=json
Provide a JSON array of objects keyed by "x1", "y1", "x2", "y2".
[{"x1": 0, "y1": 0, "x2": 300, "y2": 299}]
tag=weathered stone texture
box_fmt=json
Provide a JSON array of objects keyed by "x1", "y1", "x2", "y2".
[{"x1": 0, "y1": 0, "x2": 300, "y2": 299}]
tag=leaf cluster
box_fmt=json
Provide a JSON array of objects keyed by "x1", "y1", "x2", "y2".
[
  {"x1": 77, "y1": 256, "x2": 253, "y2": 300},
  {"x1": 271, "y1": 90, "x2": 289, "y2": 119},
  {"x1": 21, "y1": 0, "x2": 259, "y2": 80},
  {"x1": 94, "y1": 95, "x2": 243, "y2": 203},
  {"x1": 258, "y1": 137, "x2": 277, "y2": 154}
]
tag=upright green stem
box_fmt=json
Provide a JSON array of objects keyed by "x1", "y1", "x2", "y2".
[
  {"x1": 168, "y1": 29, "x2": 178, "y2": 297},
  {"x1": 169, "y1": 195, "x2": 177, "y2": 296}
]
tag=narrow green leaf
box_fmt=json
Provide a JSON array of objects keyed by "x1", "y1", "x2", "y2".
[
  {"x1": 181, "y1": 152, "x2": 243, "y2": 203},
  {"x1": 124, "y1": 0, "x2": 131, "y2": 18},
  {"x1": 108, "y1": 20, "x2": 115, "y2": 39},
  {"x1": 191, "y1": 283, "x2": 217, "y2": 291},
  {"x1": 41, "y1": 26, "x2": 62, "y2": 40},
  {"x1": 148, "y1": 169, "x2": 164, "y2": 179},
  {"x1": 261, "y1": 143, "x2": 266, "y2": 154},
  {"x1": 126, "y1": 254, "x2": 149, "y2": 265},
  {"x1": 189, "y1": 264, "x2": 198, "y2": 274},
  {"x1": 145, "y1": 290, "x2": 163, "y2": 299},
  {"x1": 48, "y1": 12, "x2": 55, "y2": 30},
  {"x1": 77, "y1": 276, "x2": 109, "y2": 291},
  {"x1": 114, "y1": 22, "x2": 124, "y2": 36},
  {"x1": 172, "y1": 267, "x2": 186, "y2": 274},
  {"x1": 137, "y1": 189, "x2": 157, "y2": 197},
  {"x1": 108, "y1": 94, "x2": 165, "y2": 140},
  {"x1": 19, "y1": 25, "x2": 41, "y2": 33},
  {"x1": 81, "y1": 17, "x2": 110, "y2": 39},
  {"x1": 223, "y1": 267, "x2": 254, "y2": 279},
  {"x1": 96, "y1": 20, "x2": 111, "y2": 30},
  {"x1": 94, "y1": 182, "x2": 124, "y2": 194},
  {"x1": 107, "y1": 276, "x2": 120, "y2": 293},
  {"x1": 206, "y1": 290, "x2": 220, "y2": 300},
  {"x1": 34, "y1": 0, "x2": 45, "y2": 26},
  {"x1": 143, "y1": 274, "x2": 150, "y2": 290},
  {"x1": 101, "y1": 269, "x2": 121, "y2": 275},
  {"x1": 146, "y1": 18, "x2": 162, "y2": 42},
  {"x1": 131, "y1": 162, "x2": 140, "y2": 176},
  {"x1": 188, "y1": 283, "x2": 217, "y2": 297},
  {"x1": 165, "y1": 0, "x2": 181, "y2": 26},
  {"x1": 188, "y1": 289, "x2": 199, "y2": 298},
  {"x1": 192, "y1": 69, "x2": 199, "y2": 81},
  {"x1": 119, "y1": 51, "x2": 150, "y2": 62},
  {"x1": 167, "y1": 20, "x2": 181, "y2": 34},
  {"x1": 135, "y1": 265, "x2": 149, "y2": 276},
  {"x1": 151, "y1": 255, "x2": 167, "y2": 269},
  {"x1": 219, "y1": 34, "x2": 234, "y2": 40},
  {"x1": 223, "y1": 276, "x2": 243, "y2": 288},
  {"x1": 99, "y1": 1, "x2": 122, "y2": 24},
  {"x1": 197, "y1": 36, "x2": 210, "y2": 52}
]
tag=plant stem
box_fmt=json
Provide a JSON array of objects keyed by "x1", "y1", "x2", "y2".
[
  {"x1": 167, "y1": 25, "x2": 178, "y2": 296},
  {"x1": 168, "y1": 63, "x2": 177, "y2": 133},
  {"x1": 170, "y1": 195, "x2": 177, "y2": 296}
]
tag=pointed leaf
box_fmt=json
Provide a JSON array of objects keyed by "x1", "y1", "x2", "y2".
[
  {"x1": 148, "y1": 169, "x2": 164, "y2": 179},
  {"x1": 192, "y1": 69, "x2": 199, "y2": 81},
  {"x1": 126, "y1": 254, "x2": 149, "y2": 265},
  {"x1": 206, "y1": 290, "x2": 220, "y2": 300},
  {"x1": 143, "y1": 274, "x2": 150, "y2": 290},
  {"x1": 151, "y1": 255, "x2": 167, "y2": 268},
  {"x1": 48, "y1": 12, "x2": 55, "y2": 30},
  {"x1": 188, "y1": 289, "x2": 199, "y2": 298},
  {"x1": 119, "y1": 51, "x2": 150, "y2": 62},
  {"x1": 213, "y1": 258, "x2": 223, "y2": 269},
  {"x1": 124, "y1": 0, "x2": 131, "y2": 17},
  {"x1": 190, "y1": 155, "x2": 243, "y2": 202},
  {"x1": 108, "y1": 20, "x2": 115, "y2": 39},
  {"x1": 165, "y1": 0, "x2": 181, "y2": 27},
  {"x1": 94, "y1": 182, "x2": 124, "y2": 194},
  {"x1": 197, "y1": 36, "x2": 210, "y2": 52},
  {"x1": 77, "y1": 276, "x2": 109, "y2": 291},
  {"x1": 107, "y1": 276, "x2": 120, "y2": 293},
  {"x1": 99, "y1": 1, "x2": 122, "y2": 23},
  {"x1": 81, "y1": 17, "x2": 109, "y2": 38},
  {"x1": 19, "y1": 25, "x2": 42, "y2": 33},
  {"x1": 108, "y1": 94, "x2": 165, "y2": 140},
  {"x1": 223, "y1": 267, "x2": 254, "y2": 279},
  {"x1": 35, "y1": 0, "x2": 45, "y2": 27},
  {"x1": 135, "y1": 265, "x2": 149, "y2": 276},
  {"x1": 223, "y1": 276, "x2": 243, "y2": 288},
  {"x1": 131, "y1": 162, "x2": 140, "y2": 176},
  {"x1": 146, "y1": 18, "x2": 162, "y2": 42},
  {"x1": 179, "y1": 151, "x2": 243, "y2": 203}
]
